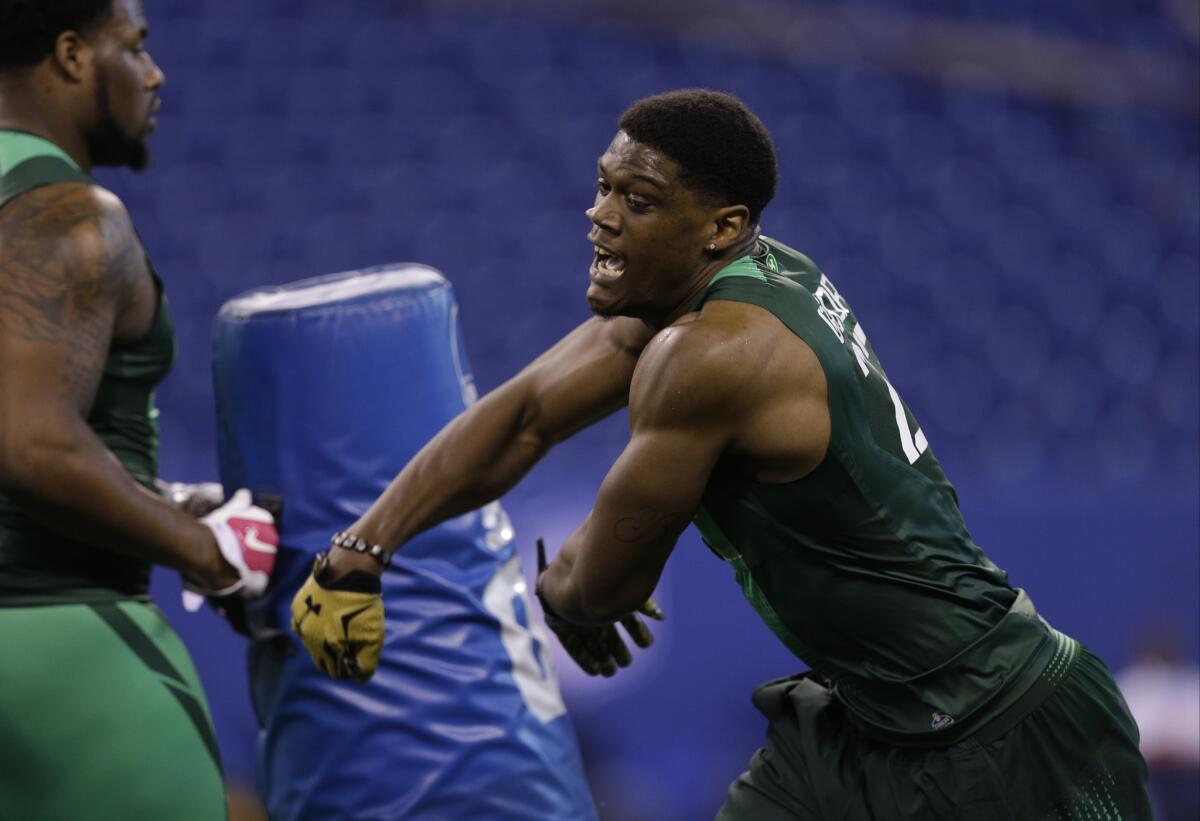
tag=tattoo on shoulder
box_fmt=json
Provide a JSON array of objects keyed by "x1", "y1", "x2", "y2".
[
  {"x1": 613, "y1": 508, "x2": 685, "y2": 544},
  {"x1": 0, "y1": 185, "x2": 140, "y2": 389}
]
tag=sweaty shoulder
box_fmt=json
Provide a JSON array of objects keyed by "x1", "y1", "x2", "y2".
[
  {"x1": 0, "y1": 182, "x2": 146, "y2": 345},
  {"x1": 1, "y1": 176, "x2": 128, "y2": 221},
  {"x1": 0, "y1": 180, "x2": 137, "y2": 270},
  {"x1": 633, "y1": 299, "x2": 830, "y2": 480},
  {"x1": 630, "y1": 301, "x2": 776, "y2": 426}
]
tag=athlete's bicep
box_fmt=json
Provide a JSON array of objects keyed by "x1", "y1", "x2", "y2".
[
  {"x1": 549, "y1": 325, "x2": 746, "y2": 620},
  {"x1": 506, "y1": 315, "x2": 652, "y2": 444}
]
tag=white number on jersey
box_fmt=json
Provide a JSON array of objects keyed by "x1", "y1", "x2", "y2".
[
  {"x1": 849, "y1": 320, "x2": 928, "y2": 465},
  {"x1": 812, "y1": 276, "x2": 929, "y2": 466}
]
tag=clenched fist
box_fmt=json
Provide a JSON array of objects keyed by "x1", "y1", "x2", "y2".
[{"x1": 290, "y1": 552, "x2": 384, "y2": 682}]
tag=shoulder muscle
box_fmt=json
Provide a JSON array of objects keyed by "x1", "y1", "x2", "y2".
[
  {"x1": 630, "y1": 311, "x2": 759, "y2": 435},
  {"x1": 0, "y1": 182, "x2": 139, "y2": 346}
]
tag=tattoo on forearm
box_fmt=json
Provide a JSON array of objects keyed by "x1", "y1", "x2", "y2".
[
  {"x1": 613, "y1": 508, "x2": 684, "y2": 544},
  {"x1": 0, "y1": 184, "x2": 137, "y2": 399}
]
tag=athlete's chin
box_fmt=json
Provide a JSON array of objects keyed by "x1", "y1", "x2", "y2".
[
  {"x1": 586, "y1": 284, "x2": 616, "y2": 316},
  {"x1": 587, "y1": 289, "x2": 633, "y2": 319},
  {"x1": 587, "y1": 300, "x2": 618, "y2": 318}
]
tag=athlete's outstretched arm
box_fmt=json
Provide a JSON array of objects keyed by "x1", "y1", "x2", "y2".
[
  {"x1": 293, "y1": 313, "x2": 653, "y2": 680},
  {"x1": 329, "y1": 314, "x2": 653, "y2": 574},
  {"x1": 0, "y1": 183, "x2": 236, "y2": 591},
  {"x1": 537, "y1": 320, "x2": 750, "y2": 625}
]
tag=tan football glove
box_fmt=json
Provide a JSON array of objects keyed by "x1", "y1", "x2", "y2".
[{"x1": 290, "y1": 552, "x2": 384, "y2": 682}]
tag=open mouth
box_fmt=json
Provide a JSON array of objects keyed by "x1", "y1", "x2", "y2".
[{"x1": 591, "y1": 245, "x2": 625, "y2": 280}]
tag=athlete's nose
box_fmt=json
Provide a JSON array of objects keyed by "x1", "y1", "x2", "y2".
[
  {"x1": 145, "y1": 52, "x2": 166, "y2": 90},
  {"x1": 586, "y1": 202, "x2": 618, "y2": 235}
]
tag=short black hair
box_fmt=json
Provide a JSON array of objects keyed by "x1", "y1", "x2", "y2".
[
  {"x1": 0, "y1": 0, "x2": 114, "y2": 70},
  {"x1": 618, "y1": 89, "x2": 778, "y2": 223}
]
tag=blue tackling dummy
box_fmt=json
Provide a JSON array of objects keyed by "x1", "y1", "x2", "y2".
[{"x1": 213, "y1": 265, "x2": 597, "y2": 820}]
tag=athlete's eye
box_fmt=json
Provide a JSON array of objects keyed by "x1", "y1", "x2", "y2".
[
  {"x1": 594, "y1": 179, "x2": 611, "y2": 195},
  {"x1": 626, "y1": 195, "x2": 652, "y2": 212}
]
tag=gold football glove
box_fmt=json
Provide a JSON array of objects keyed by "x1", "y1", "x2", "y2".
[{"x1": 290, "y1": 552, "x2": 384, "y2": 682}]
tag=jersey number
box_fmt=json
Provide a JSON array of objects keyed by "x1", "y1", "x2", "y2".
[
  {"x1": 815, "y1": 276, "x2": 929, "y2": 465},
  {"x1": 850, "y1": 323, "x2": 928, "y2": 465}
]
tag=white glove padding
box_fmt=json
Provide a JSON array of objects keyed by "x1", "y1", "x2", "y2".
[{"x1": 183, "y1": 489, "x2": 279, "y2": 612}]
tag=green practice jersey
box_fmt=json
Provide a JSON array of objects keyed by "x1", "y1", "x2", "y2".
[
  {"x1": 692, "y1": 236, "x2": 1062, "y2": 745},
  {"x1": 0, "y1": 130, "x2": 176, "y2": 604}
]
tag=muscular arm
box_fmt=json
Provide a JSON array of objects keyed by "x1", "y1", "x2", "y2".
[
  {"x1": 538, "y1": 320, "x2": 753, "y2": 625},
  {"x1": 332, "y1": 315, "x2": 653, "y2": 573},
  {"x1": 0, "y1": 183, "x2": 233, "y2": 588}
]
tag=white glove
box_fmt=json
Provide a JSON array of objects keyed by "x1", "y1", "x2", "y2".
[{"x1": 183, "y1": 488, "x2": 279, "y2": 612}]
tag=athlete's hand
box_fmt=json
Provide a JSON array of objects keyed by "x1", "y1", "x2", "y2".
[
  {"x1": 535, "y1": 538, "x2": 664, "y2": 677},
  {"x1": 184, "y1": 489, "x2": 279, "y2": 609},
  {"x1": 290, "y1": 552, "x2": 384, "y2": 682},
  {"x1": 545, "y1": 599, "x2": 664, "y2": 677}
]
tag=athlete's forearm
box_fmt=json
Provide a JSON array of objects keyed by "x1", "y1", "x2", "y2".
[
  {"x1": 332, "y1": 317, "x2": 642, "y2": 574},
  {"x1": 348, "y1": 382, "x2": 551, "y2": 553},
  {"x1": 539, "y1": 516, "x2": 655, "y2": 626},
  {"x1": 537, "y1": 524, "x2": 608, "y2": 625},
  {"x1": 0, "y1": 421, "x2": 231, "y2": 588}
]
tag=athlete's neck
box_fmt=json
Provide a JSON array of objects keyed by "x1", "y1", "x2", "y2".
[
  {"x1": 0, "y1": 91, "x2": 93, "y2": 172},
  {"x1": 650, "y1": 229, "x2": 762, "y2": 331}
]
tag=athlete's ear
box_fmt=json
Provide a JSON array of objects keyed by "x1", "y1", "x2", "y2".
[
  {"x1": 53, "y1": 30, "x2": 93, "y2": 83},
  {"x1": 708, "y1": 205, "x2": 751, "y2": 253}
]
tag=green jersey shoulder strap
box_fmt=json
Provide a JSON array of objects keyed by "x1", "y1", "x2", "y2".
[{"x1": 0, "y1": 129, "x2": 91, "y2": 203}]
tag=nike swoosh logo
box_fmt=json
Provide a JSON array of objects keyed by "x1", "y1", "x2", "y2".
[{"x1": 243, "y1": 526, "x2": 277, "y2": 554}]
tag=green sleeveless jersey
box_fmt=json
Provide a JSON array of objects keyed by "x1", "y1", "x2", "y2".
[
  {"x1": 0, "y1": 130, "x2": 176, "y2": 604},
  {"x1": 693, "y1": 236, "x2": 1068, "y2": 746}
]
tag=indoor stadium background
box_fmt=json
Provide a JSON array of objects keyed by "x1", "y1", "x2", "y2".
[{"x1": 90, "y1": 1, "x2": 1197, "y2": 818}]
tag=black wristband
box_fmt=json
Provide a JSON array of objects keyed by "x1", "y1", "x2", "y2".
[
  {"x1": 312, "y1": 552, "x2": 383, "y2": 594},
  {"x1": 535, "y1": 538, "x2": 574, "y2": 628},
  {"x1": 536, "y1": 585, "x2": 573, "y2": 629}
]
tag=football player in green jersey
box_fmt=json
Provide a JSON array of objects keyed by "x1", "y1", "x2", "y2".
[
  {"x1": 294, "y1": 89, "x2": 1151, "y2": 818},
  {"x1": 0, "y1": 2, "x2": 278, "y2": 819}
]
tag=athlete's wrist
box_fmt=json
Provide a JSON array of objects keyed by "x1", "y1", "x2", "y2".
[
  {"x1": 187, "y1": 526, "x2": 240, "y2": 591},
  {"x1": 535, "y1": 538, "x2": 581, "y2": 626},
  {"x1": 324, "y1": 544, "x2": 385, "y2": 583}
]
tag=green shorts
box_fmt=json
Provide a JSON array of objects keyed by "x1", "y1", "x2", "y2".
[
  {"x1": 0, "y1": 600, "x2": 227, "y2": 821},
  {"x1": 718, "y1": 646, "x2": 1152, "y2": 820}
]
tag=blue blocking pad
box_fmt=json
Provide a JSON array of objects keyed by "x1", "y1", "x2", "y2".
[{"x1": 213, "y1": 265, "x2": 596, "y2": 819}]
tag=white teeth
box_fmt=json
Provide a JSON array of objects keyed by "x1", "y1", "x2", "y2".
[
  {"x1": 591, "y1": 246, "x2": 623, "y2": 279},
  {"x1": 592, "y1": 259, "x2": 621, "y2": 279}
]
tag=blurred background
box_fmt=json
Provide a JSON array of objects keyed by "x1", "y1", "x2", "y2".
[{"x1": 93, "y1": 0, "x2": 1197, "y2": 818}]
